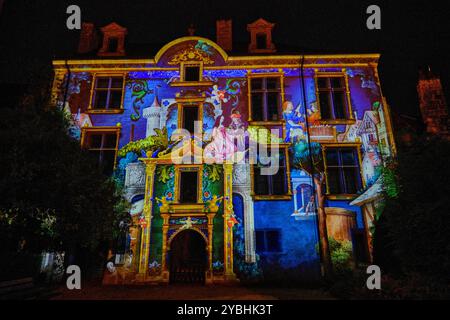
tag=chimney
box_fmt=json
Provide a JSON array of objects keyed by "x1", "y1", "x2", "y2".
[
  {"x1": 77, "y1": 22, "x2": 98, "y2": 54},
  {"x1": 216, "y1": 20, "x2": 232, "y2": 51}
]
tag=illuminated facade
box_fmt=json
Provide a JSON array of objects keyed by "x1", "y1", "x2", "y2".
[{"x1": 51, "y1": 19, "x2": 396, "y2": 284}]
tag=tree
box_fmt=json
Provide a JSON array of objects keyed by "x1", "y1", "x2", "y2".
[
  {"x1": 292, "y1": 140, "x2": 332, "y2": 277},
  {"x1": 373, "y1": 135, "x2": 450, "y2": 284},
  {"x1": 0, "y1": 81, "x2": 129, "y2": 278}
]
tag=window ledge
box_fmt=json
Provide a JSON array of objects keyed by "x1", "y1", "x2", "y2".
[
  {"x1": 317, "y1": 119, "x2": 356, "y2": 125},
  {"x1": 326, "y1": 194, "x2": 358, "y2": 201},
  {"x1": 249, "y1": 120, "x2": 285, "y2": 126},
  {"x1": 252, "y1": 194, "x2": 292, "y2": 201},
  {"x1": 86, "y1": 109, "x2": 124, "y2": 114},
  {"x1": 170, "y1": 81, "x2": 214, "y2": 87}
]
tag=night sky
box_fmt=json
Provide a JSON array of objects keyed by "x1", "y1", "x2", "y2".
[{"x1": 0, "y1": 0, "x2": 448, "y2": 118}]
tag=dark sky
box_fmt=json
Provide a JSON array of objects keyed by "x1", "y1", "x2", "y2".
[{"x1": 0, "y1": 0, "x2": 449, "y2": 118}]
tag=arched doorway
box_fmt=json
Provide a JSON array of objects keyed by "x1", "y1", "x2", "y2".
[{"x1": 169, "y1": 229, "x2": 207, "y2": 284}]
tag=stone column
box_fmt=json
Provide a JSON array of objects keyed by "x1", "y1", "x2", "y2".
[
  {"x1": 160, "y1": 213, "x2": 170, "y2": 282},
  {"x1": 232, "y1": 163, "x2": 256, "y2": 263},
  {"x1": 137, "y1": 161, "x2": 156, "y2": 281},
  {"x1": 223, "y1": 163, "x2": 237, "y2": 280}
]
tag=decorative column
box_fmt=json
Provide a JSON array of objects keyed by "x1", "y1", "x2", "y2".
[
  {"x1": 223, "y1": 163, "x2": 237, "y2": 280},
  {"x1": 206, "y1": 213, "x2": 215, "y2": 283},
  {"x1": 160, "y1": 213, "x2": 170, "y2": 281},
  {"x1": 137, "y1": 160, "x2": 156, "y2": 281},
  {"x1": 232, "y1": 163, "x2": 256, "y2": 263}
]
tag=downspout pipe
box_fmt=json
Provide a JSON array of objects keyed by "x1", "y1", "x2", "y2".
[{"x1": 299, "y1": 54, "x2": 323, "y2": 275}]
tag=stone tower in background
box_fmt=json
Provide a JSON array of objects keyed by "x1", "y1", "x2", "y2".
[{"x1": 417, "y1": 68, "x2": 450, "y2": 138}]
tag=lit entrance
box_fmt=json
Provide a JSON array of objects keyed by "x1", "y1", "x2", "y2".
[{"x1": 169, "y1": 229, "x2": 207, "y2": 284}]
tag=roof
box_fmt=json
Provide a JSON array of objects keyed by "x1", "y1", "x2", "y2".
[
  {"x1": 53, "y1": 35, "x2": 381, "y2": 61},
  {"x1": 350, "y1": 177, "x2": 384, "y2": 206}
]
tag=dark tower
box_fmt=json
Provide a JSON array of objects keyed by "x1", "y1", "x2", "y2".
[{"x1": 417, "y1": 67, "x2": 450, "y2": 138}]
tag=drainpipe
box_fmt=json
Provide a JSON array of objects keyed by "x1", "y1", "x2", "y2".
[{"x1": 299, "y1": 54, "x2": 324, "y2": 273}]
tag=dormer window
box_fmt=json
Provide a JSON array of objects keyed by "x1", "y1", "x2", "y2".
[
  {"x1": 98, "y1": 22, "x2": 127, "y2": 57},
  {"x1": 247, "y1": 18, "x2": 276, "y2": 53}
]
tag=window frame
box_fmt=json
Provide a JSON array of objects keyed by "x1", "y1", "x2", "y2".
[
  {"x1": 250, "y1": 143, "x2": 292, "y2": 200},
  {"x1": 314, "y1": 69, "x2": 355, "y2": 125},
  {"x1": 88, "y1": 73, "x2": 126, "y2": 114},
  {"x1": 322, "y1": 143, "x2": 365, "y2": 199},
  {"x1": 247, "y1": 72, "x2": 285, "y2": 125},
  {"x1": 176, "y1": 98, "x2": 204, "y2": 136},
  {"x1": 170, "y1": 62, "x2": 213, "y2": 87},
  {"x1": 174, "y1": 165, "x2": 204, "y2": 204},
  {"x1": 80, "y1": 125, "x2": 121, "y2": 173}
]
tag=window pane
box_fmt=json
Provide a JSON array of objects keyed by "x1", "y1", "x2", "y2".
[
  {"x1": 96, "y1": 78, "x2": 110, "y2": 88},
  {"x1": 184, "y1": 66, "x2": 200, "y2": 82},
  {"x1": 103, "y1": 134, "x2": 117, "y2": 149},
  {"x1": 251, "y1": 78, "x2": 263, "y2": 90},
  {"x1": 254, "y1": 167, "x2": 270, "y2": 195},
  {"x1": 266, "y1": 77, "x2": 279, "y2": 90},
  {"x1": 256, "y1": 34, "x2": 267, "y2": 49},
  {"x1": 94, "y1": 91, "x2": 108, "y2": 109},
  {"x1": 343, "y1": 167, "x2": 359, "y2": 194},
  {"x1": 319, "y1": 92, "x2": 332, "y2": 119},
  {"x1": 267, "y1": 92, "x2": 280, "y2": 121},
  {"x1": 88, "y1": 134, "x2": 102, "y2": 148},
  {"x1": 109, "y1": 90, "x2": 123, "y2": 109},
  {"x1": 111, "y1": 77, "x2": 123, "y2": 88},
  {"x1": 108, "y1": 38, "x2": 118, "y2": 52},
  {"x1": 251, "y1": 93, "x2": 264, "y2": 121},
  {"x1": 332, "y1": 92, "x2": 347, "y2": 119},
  {"x1": 266, "y1": 230, "x2": 281, "y2": 252},
  {"x1": 330, "y1": 77, "x2": 344, "y2": 89},
  {"x1": 182, "y1": 106, "x2": 199, "y2": 134},
  {"x1": 327, "y1": 167, "x2": 341, "y2": 194},
  {"x1": 326, "y1": 149, "x2": 339, "y2": 166},
  {"x1": 272, "y1": 167, "x2": 287, "y2": 195},
  {"x1": 341, "y1": 148, "x2": 357, "y2": 165},
  {"x1": 179, "y1": 171, "x2": 198, "y2": 203},
  {"x1": 101, "y1": 151, "x2": 116, "y2": 175},
  {"x1": 255, "y1": 231, "x2": 265, "y2": 253},
  {"x1": 317, "y1": 77, "x2": 328, "y2": 89}
]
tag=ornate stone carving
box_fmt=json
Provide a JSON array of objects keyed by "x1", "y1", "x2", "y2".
[
  {"x1": 168, "y1": 46, "x2": 214, "y2": 65},
  {"x1": 124, "y1": 162, "x2": 146, "y2": 200},
  {"x1": 232, "y1": 163, "x2": 249, "y2": 186}
]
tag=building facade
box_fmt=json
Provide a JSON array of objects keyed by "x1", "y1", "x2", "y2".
[{"x1": 51, "y1": 19, "x2": 396, "y2": 284}]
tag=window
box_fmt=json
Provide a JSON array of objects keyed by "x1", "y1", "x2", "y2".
[
  {"x1": 176, "y1": 167, "x2": 201, "y2": 203},
  {"x1": 107, "y1": 37, "x2": 118, "y2": 52},
  {"x1": 184, "y1": 65, "x2": 200, "y2": 82},
  {"x1": 179, "y1": 171, "x2": 198, "y2": 203},
  {"x1": 182, "y1": 105, "x2": 199, "y2": 134},
  {"x1": 316, "y1": 74, "x2": 351, "y2": 121},
  {"x1": 324, "y1": 147, "x2": 362, "y2": 195},
  {"x1": 256, "y1": 33, "x2": 267, "y2": 49},
  {"x1": 91, "y1": 76, "x2": 124, "y2": 111},
  {"x1": 253, "y1": 147, "x2": 289, "y2": 197},
  {"x1": 82, "y1": 129, "x2": 119, "y2": 175},
  {"x1": 255, "y1": 229, "x2": 282, "y2": 253},
  {"x1": 250, "y1": 76, "x2": 282, "y2": 121}
]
